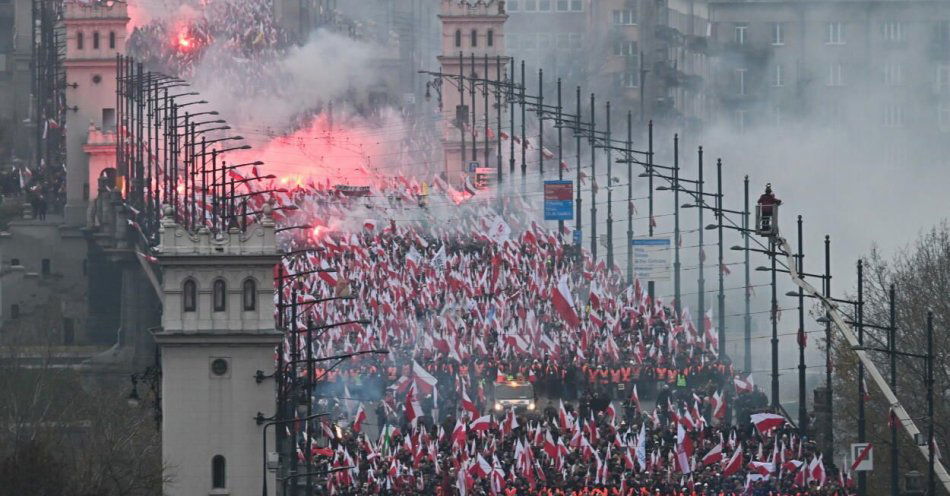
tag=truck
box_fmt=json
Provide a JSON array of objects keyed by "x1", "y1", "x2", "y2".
[{"x1": 492, "y1": 380, "x2": 537, "y2": 415}]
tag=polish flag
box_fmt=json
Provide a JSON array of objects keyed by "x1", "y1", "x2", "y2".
[
  {"x1": 469, "y1": 454, "x2": 492, "y2": 478},
  {"x1": 558, "y1": 400, "x2": 570, "y2": 431},
  {"x1": 405, "y1": 383, "x2": 422, "y2": 425},
  {"x1": 809, "y1": 454, "x2": 826, "y2": 486},
  {"x1": 722, "y1": 448, "x2": 744, "y2": 476},
  {"x1": 353, "y1": 404, "x2": 366, "y2": 433},
  {"x1": 748, "y1": 461, "x2": 774, "y2": 476},
  {"x1": 750, "y1": 413, "x2": 786, "y2": 435},
  {"x1": 711, "y1": 390, "x2": 726, "y2": 420},
  {"x1": 543, "y1": 432, "x2": 559, "y2": 460},
  {"x1": 630, "y1": 384, "x2": 641, "y2": 411},
  {"x1": 701, "y1": 443, "x2": 723, "y2": 466},
  {"x1": 412, "y1": 360, "x2": 438, "y2": 394},
  {"x1": 452, "y1": 419, "x2": 467, "y2": 448},
  {"x1": 470, "y1": 415, "x2": 493, "y2": 432},
  {"x1": 734, "y1": 375, "x2": 754, "y2": 394},
  {"x1": 552, "y1": 275, "x2": 580, "y2": 327},
  {"x1": 461, "y1": 388, "x2": 479, "y2": 418}
]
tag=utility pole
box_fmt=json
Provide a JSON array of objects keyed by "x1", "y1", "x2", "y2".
[
  {"x1": 590, "y1": 93, "x2": 597, "y2": 261},
  {"x1": 824, "y1": 235, "x2": 834, "y2": 462},
  {"x1": 889, "y1": 284, "x2": 898, "y2": 496},
  {"x1": 606, "y1": 101, "x2": 614, "y2": 269},
  {"x1": 716, "y1": 158, "x2": 725, "y2": 355},
  {"x1": 697, "y1": 146, "x2": 705, "y2": 336},
  {"x1": 797, "y1": 215, "x2": 807, "y2": 434},
  {"x1": 626, "y1": 111, "x2": 633, "y2": 285},
  {"x1": 743, "y1": 176, "x2": 751, "y2": 373},
  {"x1": 770, "y1": 235, "x2": 779, "y2": 408},
  {"x1": 858, "y1": 259, "x2": 866, "y2": 496},
  {"x1": 673, "y1": 135, "x2": 681, "y2": 316}
]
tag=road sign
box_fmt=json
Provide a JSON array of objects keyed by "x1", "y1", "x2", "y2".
[
  {"x1": 468, "y1": 161, "x2": 480, "y2": 173},
  {"x1": 544, "y1": 180, "x2": 573, "y2": 220},
  {"x1": 632, "y1": 237, "x2": 672, "y2": 282},
  {"x1": 851, "y1": 443, "x2": 873, "y2": 472},
  {"x1": 572, "y1": 229, "x2": 582, "y2": 245}
]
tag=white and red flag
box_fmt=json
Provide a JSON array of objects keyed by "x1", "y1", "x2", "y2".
[
  {"x1": 722, "y1": 448, "x2": 744, "y2": 476},
  {"x1": 750, "y1": 413, "x2": 786, "y2": 435},
  {"x1": 353, "y1": 404, "x2": 366, "y2": 433},
  {"x1": 552, "y1": 275, "x2": 580, "y2": 327},
  {"x1": 470, "y1": 415, "x2": 493, "y2": 432},
  {"x1": 701, "y1": 442, "x2": 723, "y2": 466}
]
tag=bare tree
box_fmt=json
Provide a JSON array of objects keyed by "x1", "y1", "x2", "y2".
[{"x1": 831, "y1": 221, "x2": 950, "y2": 494}]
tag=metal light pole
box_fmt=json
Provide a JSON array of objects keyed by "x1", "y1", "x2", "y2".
[
  {"x1": 744, "y1": 177, "x2": 752, "y2": 373},
  {"x1": 889, "y1": 284, "x2": 898, "y2": 496},
  {"x1": 697, "y1": 146, "x2": 705, "y2": 335},
  {"x1": 928, "y1": 310, "x2": 935, "y2": 496},
  {"x1": 647, "y1": 121, "x2": 655, "y2": 301},
  {"x1": 626, "y1": 111, "x2": 634, "y2": 285},
  {"x1": 557, "y1": 78, "x2": 564, "y2": 235},
  {"x1": 824, "y1": 235, "x2": 834, "y2": 462},
  {"x1": 590, "y1": 93, "x2": 597, "y2": 261},
  {"x1": 537, "y1": 68, "x2": 544, "y2": 177},
  {"x1": 797, "y1": 215, "x2": 807, "y2": 434},
  {"x1": 858, "y1": 259, "x2": 867, "y2": 496},
  {"x1": 770, "y1": 236, "x2": 779, "y2": 408},
  {"x1": 606, "y1": 101, "x2": 614, "y2": 268},
  {"x1": 716, "y1": 158, "x2": 725, "y2": 355},
  {"x1": 575, "y1": 86, "x2": 582, "y2": 237},
  {"x1": 673, "y1": 135, "x2": 681, "y2": 316}
]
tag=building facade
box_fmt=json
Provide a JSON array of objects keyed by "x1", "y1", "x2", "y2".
[
  {"x1": 155, "y1": 206, "x2": 281, "y2": 496},
  {"x1": 0, "y1": 0, "x2": 33, "y2": 165},
  {"x1": 707, "y1": 0, "x2": 950, "y2": 150}
]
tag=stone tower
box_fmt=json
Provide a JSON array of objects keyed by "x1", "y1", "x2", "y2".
[
  {"x1": 438, "y1": 0, "x2": 509, "y2": 184},
  {"x1": 153, "y1": 206, "x2": 281, "y2": 495},
  {"x1": 63, "y1": 0, "x2": 128, "y2": 226}
]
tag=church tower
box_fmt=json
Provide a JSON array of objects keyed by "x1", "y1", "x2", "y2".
[
  {"x1": 438, "y1": 0, "x2": 509, "y2": 185},
  {"x1": 153, "y1": 206, "x2": 281, "y2": 495},
  {"x1": 63, "y1": 0, "x2": 128, "y2": 226}
]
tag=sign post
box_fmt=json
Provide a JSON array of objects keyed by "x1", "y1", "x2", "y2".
[
  {"x1": 632, "y1": 237, "x2": 672, "y2": 282},
  {"x1": 544, "y1": 180, "x2": 574, "y2": 221}
]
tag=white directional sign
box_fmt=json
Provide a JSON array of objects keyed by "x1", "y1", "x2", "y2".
[{"x1": 632, "y1": 237, "x2": 672, "y2": 282}]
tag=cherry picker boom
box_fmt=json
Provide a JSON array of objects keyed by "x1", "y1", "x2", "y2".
[{"x1": 772, "y1": 234, "x2": 949, "y2": 492}]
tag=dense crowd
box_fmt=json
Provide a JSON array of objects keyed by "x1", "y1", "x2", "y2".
[{"x1": 236, "y1": 177, "x2": 858, "y2": 495}]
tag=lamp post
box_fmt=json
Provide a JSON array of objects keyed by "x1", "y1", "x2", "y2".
[
  {"x1": 744, "y1": 177, "x2": 752, "y2": 373},
  {"x1": 796, "y1": 215, "x2": 807, "y2": 435},
  {"x1": 858, "y1": 258, "x2": 866, "y2": 496}
]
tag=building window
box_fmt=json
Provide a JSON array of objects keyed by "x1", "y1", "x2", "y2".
[
  {"x1": 93, "y1": 31, "x2": 100, "y2": 49},
  {"x1": 109, "y1": 31, "x2": 116, "y2": 49},
  {"x1": 183, "y1": 279, "x2": 197, "y2": 312},
  {"x1": 212, "y1": 455, "x2": 226, "y2": 489},
  {"x1": 734, "y1": 24, "x2": 748, "y2": 45},
  {"x1": 471, "y1": 29, "x2": 477, "y2": 47},
  {"x1": 102, "y1": 108, "x2": 116, "y2": 131},
  {"x1": 936, "y1": 64, "x2": 950, "y2": 92},
  {"x1": 827, "y1": 63, "x2": 844, "y2": 86},
  {"x1": 882, "y1": 21, "x2": 903, "y2": 42},
  {"x1": 826, "y1": 22, "x2": 845, "y2": 45},
  {"x1": 772, "y1": 23, "x2": 784, "y2": 45},
  {"x1": 538, "y1": 0, "x2": 551, "y2": 11},
  {"x1": 734, "y1": 110, "x2": 746, "y2": 134},
  {"x1": 772, "y1": 105, "x2": 783, "y2": 127},
  {"x1": 735, "y1": 68, "x2": 747, "y2": 95},
  {"x1": 883, "y1": 62, "x2": 903, "y2": 86},
  {"x1": 243, "y1": 279, "x2": 256, "y2": 311},
  {"x1": 613, "y1": 40, "x2": 638, "y2": 57},
  {"x1": 557, "y1": 0, "x2": 569, "y2": 11},
  {"x1": 455, "y1": 29, "x2": 461, "y2": 48},
  {"x1": 571, "y1": 0, "x2": 583, "y2": 12},
  {"x1": 10, "y1": 304, "x2": 19, "y2": 319},
  {"x1": 41, "y1": 259, "x2": 50, "y2": 276},
  {"x1": 772, "y1": 64, "x2": 784, "y2": 87},
  {"x1": 939, "y1": 104, "x2": 950, "y2": 132},
  {"x1": 77, "y1": 32, "x2": 84, "y2": 50},
  {"x1": 621, "y1": 69, "x2": 639, "y2": 88},
  {"x1": 213, "y1": 279, "x2": 226, "y2": 312},
  {"x1": 508, "y1": 0, "x2": 520, "y2": 12},
  {"x1": 883, "y1": 103, "x2": 903, "y2": 128},
  {"x1": 938, "y1": 21, "x2": 950, "y2": 45},
  {"x1": 524, "y1": 0, "x2": 537, "y2": 12},
  {"x1": 613, "y1": 9, "x2": 636, "y2": 25},
  {"x1": 488, "y1": 29, "x2": 494, "y2": 47}
]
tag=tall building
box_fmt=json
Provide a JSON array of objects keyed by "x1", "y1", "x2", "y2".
[
  {"x1": 155, "y1": 207, "x2": 281, "y2": 496},
  {"x1": 62, "y1": 0, "x2": 128, "y2": 226},
  {"x1": 0, "y1": 0, "x2": 33, "y2": 165},
  {"x1": 707, "y1": 0, "x2": 950, "y2": 158},
  {"x1": 437, "y1": 0, "x2": 510, "y2": 183},
  {"x1": 505, "y1": 0, "x2": 712, "y2": 130}
]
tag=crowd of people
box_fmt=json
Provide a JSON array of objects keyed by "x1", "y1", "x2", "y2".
[{"x1": 239, "y1": 176, "x2": 858, "y2": 495}]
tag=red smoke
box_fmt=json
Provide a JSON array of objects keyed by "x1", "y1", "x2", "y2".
[{"x1": 230, "y1": 115, "x2": 396, "y2": 190}]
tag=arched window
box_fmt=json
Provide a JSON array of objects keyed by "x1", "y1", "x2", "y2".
[
  {"x1": 93, "y1": 31, "x2": 100, "y2": 49},
  {"x1": 183, "y1": 279, "x2": 197, "y2": 312},
  {"x1": 455, "y1": 29, "x2": 461, "y2": 48},
  {"x1": 471, "y1": 29, "x2": 478, "y2": 47},
  {"x1": 77, "y1": 32, "x2": 84, "y2": 50},
  {"x1": 488, "y1": 29, "x2": 494, "y2": 47},
  {"x1": 212, "y1": 455, "x2": 226, "y2": 489},
  {"x1": 213, "y1": 279, "x2": 226, "y2": 312},
  {"x1": 242, "y1": 278, "x2": 256, "y2": 311},
  {"x1": 109, "y1": 31, "x2": 116, "y2": 49}
]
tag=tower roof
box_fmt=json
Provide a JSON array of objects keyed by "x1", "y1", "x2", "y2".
[{"x1": 441, "y1": 0, "x2": 507, "y2": 17}]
